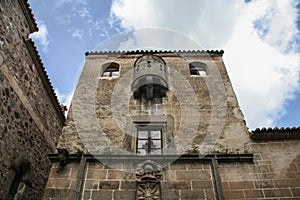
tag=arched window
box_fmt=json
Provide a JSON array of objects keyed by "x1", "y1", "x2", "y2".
[
  {"x1": 189, "y1": 62, "x2": 207, "y2": 76},
  {"x1": 101, "y1": 62, "x2": 120, "y2": 78}
]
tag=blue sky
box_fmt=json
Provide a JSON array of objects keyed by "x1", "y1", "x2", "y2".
[{"x1": 28, "y1": 0, "x2": 300, "y2": 130}]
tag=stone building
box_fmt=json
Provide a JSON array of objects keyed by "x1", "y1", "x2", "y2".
[
  {"x1": 44, "y1": 50, "x2": 300, "y2": 200},
  {"x1": 0, "y1": 0, "x2": 65, "y2": 199},
  {"x1": 1, "y1": 1, "x2": 300, "y2": 200}
]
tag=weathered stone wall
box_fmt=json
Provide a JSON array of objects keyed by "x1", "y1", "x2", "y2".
[
  {"x1": 220, "y1": 140, "x2": 300, "y2": 199},
  {"x1": 58, "y1": 51, "x2": 249, "y2": 154},
  {"x1": 48, "y1": 51, "x2": 300, "y2": 199},
  {"x1": 44, "y1": 159, "x2": 216, "y2": 200},
  {"x1": 0, "y1": 0, "x2": 64, "y2": 199}
]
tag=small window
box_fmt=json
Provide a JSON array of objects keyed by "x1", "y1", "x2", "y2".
[
  {"x1": 189, "y1": 62, "x2": 207, "y2": 76},
  {"x1": 136, "y1": 126, "x2": 162, "y2": 155},
  {"x1": 7, "y1": 162, "x2": 30, "y2": 199},
  {"x1": 101, "y1": 62, "x2": 120, "y2": 78}
]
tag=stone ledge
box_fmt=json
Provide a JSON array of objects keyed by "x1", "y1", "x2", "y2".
[{"x1": 48, "y1": 153, "x2": 253, "y2": 164}]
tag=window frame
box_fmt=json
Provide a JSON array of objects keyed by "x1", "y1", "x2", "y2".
[
  {"x1": 100, "y1": 62, "x2": 120, "y2": 78},
  {"x1": 189, "y1": 62, "x2": 208, "y2": 77},
  {"x1": 136, "y1": 125, "x2": 163, "y2": 155}
]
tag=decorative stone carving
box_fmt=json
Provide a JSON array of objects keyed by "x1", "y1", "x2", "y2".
[{"x1": 136, "y1": 160, "x2": 162, "y2": 200}]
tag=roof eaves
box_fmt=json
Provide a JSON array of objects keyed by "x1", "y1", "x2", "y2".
[
  {"x1": 85, "y1": 49, "x2": 224, "y2": 56},
  {"x1": 18, "y1": 0, "x2": 38, "y2": 33},
  {"x1": 250, "y1": 126, "x2": 300, "y2": 141},
  {"x1": 24, "y1": 38, "x2": 65, "y2": 124}
]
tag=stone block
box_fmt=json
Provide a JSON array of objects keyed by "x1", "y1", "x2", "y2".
[
  {"x1": 229, "y1": 181, "x2": 254, "y2": 190},
  {"x1": 254, "y1": 180, "x2": 275, "y2": 189},
  {"x1": 161, "y1": 181, "x2": 191, "y2": 190},
  {"x1": 180, "y1": 189, "x2": 205, "y2": 199},
  {"x1": 107, "y1": 169, "x2": 134, "y2": 180},
  {"x1": 91, "y1": 190, "x2": 113, "y2": 200},
  {"x1": 99, "y1": 181, "x2": 120, "y2": 189},
  {"x1": 114, "y1": 190, "x2": 136, "y2": 200},
  {"x1": 204, "y1": 189, "x2": 216, "y2": 199},
  {"x1": 161, "y1": 190, "x2": 179, "y2": 200},
  {"x1": 169, "y1": 162, "x2": 187, "y2": 170},
  {"x1": 84, "y1": 179, "x2": 99, "y2": 190},
  {"x1": 82, "y1": 190, "x2": 91, "y2": 200},
  {"x1": 223, "y1": 190, "x2": 244, "y2": 199},
  {"x1": 291, "y1": 188, "x2": 300, "y2": 197},
  {"x1": 86, "y1": 169, "x2": 107, "y2": 179},
  {"x1": 221, "y1": 181, "x2": 229, "y2": 191},
  {"x1": 88, "y1": 162, "x2": 105, "y2": 169},
  {"x1": 120, "y1": 181, "x2": 136, "y2": 190},
  {"x1": 164, "y1": 170, "x2": 176, "y2": 180},
  {"x1": 176, "y1": 170, "x2": 211, "y2": 180},
  {"x1": 54, "y1": 179, "x2": 71, "y2": 188},
  {"x1": 192, "y1": 180, "x2": 213, "y2": 189},
  {"x1": 263, "y1": 189, "x2": 292, "y2": 197},
  {"x1": 274, "y1": 179, "x2": 300, "y2": 188},
  {"x1": 243, "y1": 189, "x2": 264, "y2": 198}
]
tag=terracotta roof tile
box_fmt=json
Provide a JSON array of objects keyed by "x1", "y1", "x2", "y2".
[
  {"x1": 85, "y1": 49, "x2": 224, "y2": 56},
  {"x1": 24, "y1": 38, "x2": 65, "y2": 124},
  {"x1": 250, "y1": 126, "x2": 300, "y2": 140},
  {"x1": 18, "y1": 0, "x2": 38, "y2": 33}
]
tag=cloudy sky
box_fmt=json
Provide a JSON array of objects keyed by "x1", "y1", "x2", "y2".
[{"x1": 28, "y1": 0, "x2": 300, "y2": 130}]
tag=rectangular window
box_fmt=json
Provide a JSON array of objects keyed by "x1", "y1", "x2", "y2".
[{"x1": 136, "y1": 126, "x2": 162, "y2": 155}]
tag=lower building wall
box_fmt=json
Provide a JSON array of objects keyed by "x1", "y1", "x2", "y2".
[
  {"x1": 44, "y1": 140, "x2": 300, "y2": 200},
  {"x1": 220, "y1": 140, "x2": 300, "y2": 199},
  {"x1": 44, "y1": 158, "x2": 217, "y2": 200}
]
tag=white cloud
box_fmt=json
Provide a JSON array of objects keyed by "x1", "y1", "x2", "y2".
[
  {"x1": 68, "y1": 28, "x2": 84, "y2": 39},
  {"x1": 55, "y1": 89, "x2": 74, "y2": 116},
  {"x1": 110, "y1": 0, "x2": 300, "y2": 129},
  {"x1": 78, "y1": 7, "x2": 91, "y2": 18},
  {"x1": 30, "y1": 21, "x2": 50, "y2": 53}
]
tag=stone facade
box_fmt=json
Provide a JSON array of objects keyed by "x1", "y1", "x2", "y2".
[
  {"x1": 44, "y1": 51, "x2": 300, "y2": 200},
  {"x1": 0, "y1": 0, "x2": 64, "y2": 199},
  {"x1": 2, "y1": 2, "x2": 299, "y2": 199}
]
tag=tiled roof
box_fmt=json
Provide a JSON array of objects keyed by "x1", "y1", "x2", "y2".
[
  {"x1": 250, "y1": 126, "x2": 300, "y2": 140},
  {"x1": 18, "y1": 0, "x2": 38, "y2": 33},
  {"x1": 24, "y1": 38, "x2": 65, "y2": 124},
  {"x1": 85, "y1": 49, "x2": 224, "y2": 55}
]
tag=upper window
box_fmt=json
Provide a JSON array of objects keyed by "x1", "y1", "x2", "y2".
[
  {"x1": 189, "y1": 62, "x2": 207, "y2": 76},
  {"x1": 136, "y1": 126, "x2": 162, "y2": 155},
  {"x1": 101, "y1": 62, "x2": 120, "y2": 78}
]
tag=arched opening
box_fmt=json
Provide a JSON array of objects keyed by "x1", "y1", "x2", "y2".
[
  {"x1": 189, "y1": 62, "x2": 207, "y2": 76},
  {"x1": 101, "y1": 62, "x2": 120, "y2": 77}
]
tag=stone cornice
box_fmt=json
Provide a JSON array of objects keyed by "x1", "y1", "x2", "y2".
[
  {"x1": 18, "y1": 0, "x2": 38, "y2": 33},
  {"x1": 250, "y1": 126, "x2": 300, "y2": 140},
  {"x1": 85, "y1": 49, "x2": 224, "y2": 57},
  {"x1": 24, "y1": 38, "x2": 65, "y2": 125}
]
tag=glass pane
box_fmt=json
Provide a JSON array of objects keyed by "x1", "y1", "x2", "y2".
[
  {"x1": 151, "y1": 140, "x2": 161, "y2": 148},
  {"x1": 151, "y1": 149, "x2": 162, "y2": 155},
  {"x1": 190, "y1": 68, "x2": 198, "y2": 75},
  {"x1": 137, "y1": 148, "x2": 146, "y2": 155},
  {"x1": 112, "y1": 71, "x2": 119, "y2": 77},
  {"x1": 199, "y1": 70, "x2": 207, "y2": 76},
  {"x1": 138, "y1": 131, "x2": 148, "y2": 139},
  {"x1": 102, "y1": 72, "x2": 110, "y2": 77},
  {"x1": 138, "y1": 140, "x2": 148, "y2": 148},
  {"x1": 151, "y1": 131, "x2": 161, "y2": 139}
]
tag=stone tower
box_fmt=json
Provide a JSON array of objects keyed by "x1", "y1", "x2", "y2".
[
  {"x1": 44, "y1": 50, "x2": 255, "y2": 199},
  {"x1": 45, "y1": 50, "x2": 300, "y2": 200},
  {"x1": 0, "y1": 0, "x2": 65, "y2": 199}
]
